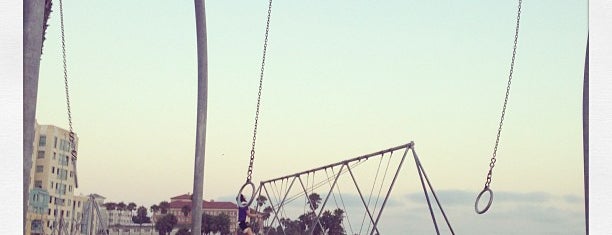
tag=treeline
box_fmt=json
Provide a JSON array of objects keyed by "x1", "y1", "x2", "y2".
[
  {"x1": 103, "y1": 200, "x2": 231, "y2": 235},
  {"x1": 256, "y1": 193, "x2": 347, "y2": 235}
]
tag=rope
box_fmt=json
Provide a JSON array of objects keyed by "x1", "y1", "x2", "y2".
[
  {"x1": 359, "y1": 155, "x2": 384, "y2": 234},
  {"x1": 304, "y1": 173, "x2": 309, "y2": 215},
  {"x1": 326, "y1": 167, "x2": 354, "y2": 235},
  {"x1": 310, "y1": 171, "x2": 316, "y2": 211},
  {"x1": 281, "y1": 160, "x2": 366, "y2": 206},
  {"x1": 366, "y1": 151, "x2": 393, "y2": 234}
]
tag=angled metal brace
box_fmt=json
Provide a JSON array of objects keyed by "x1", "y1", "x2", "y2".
[
  {"x1": 263, "y1": 176, "x2": 297, "y2": 235},
  {"x1": 297, "y1": 175, "x2": 327, "y2": 234},
  {"x1": 369, "y1": 145, "x2": 410, "y2": 235},
  {"x1": 347, "y1": 162, "x2": 382, "y2": 235}
]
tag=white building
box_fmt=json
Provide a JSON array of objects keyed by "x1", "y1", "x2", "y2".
[{"x1": 26, "y1": 122, "x2": 84, "y2": 235}]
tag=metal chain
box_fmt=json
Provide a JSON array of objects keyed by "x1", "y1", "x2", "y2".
[
  {"x1": 59, "y1": 0, "x2": 78, "y2": 161},
  {"x1": 247, "y1": 0, "x2": 273, "y2": 183},
  {"x1": 483, "y1": 0, "x2": 522, "y2": 190}
]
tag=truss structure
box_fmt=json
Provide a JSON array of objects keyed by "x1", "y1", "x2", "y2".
[{"x1": 252, "y1": 141, "x2": 455, "y2": 235}]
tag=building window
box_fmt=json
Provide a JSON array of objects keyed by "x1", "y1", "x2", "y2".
[
  {"x1": 58, "y1": 169, "x2": 68, "y2": 180},
  {"x1": 53, "y1": 152, "x2": 56, "y2": 160},
  {"x1": 34, "y1": 180, "x2": 42, "y2": 188},
  {"x1": 37, "y1": 151, "x2": 45, "y2": 159},
  {"x1": 39, "y1": 135, "x2": 46, "y2": 146},
  {"x1": 36, "y1": 165, "x2": 43, "y2": 173},
  {"x1": 51, "y1": 167, "x2": 55, "y2": 174},
  {"x1": 58, "y1": 155, "x2": 69, "y2": 166},
  {"x1": 54, "y1": 136, "x2": 58, "y2": 148}
]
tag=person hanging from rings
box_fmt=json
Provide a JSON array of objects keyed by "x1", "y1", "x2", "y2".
[{"x1": 238, "y1": 194, "x2": 262, "y2": 235}]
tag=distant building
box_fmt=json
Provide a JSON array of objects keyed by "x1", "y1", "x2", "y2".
[
  {"x1": 25, "y1": 122, "x2": 84, "y2": 235},
  {"x1": 107, "y1": 208, "x2": 132, "y2": 226},
  {"x1": 153, "y1": 193, "x2": 239, "y2": 234},
  {"x1": 81, "y1": 194, "x2": 109, "y2": 234},
  {"x1": 106, "y1": 224, "x2": 156, "y2": 235}
]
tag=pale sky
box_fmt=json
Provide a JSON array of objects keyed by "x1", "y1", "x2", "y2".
[{"x1": 30, "y1": 0, "x2": 588, "y2": 234}]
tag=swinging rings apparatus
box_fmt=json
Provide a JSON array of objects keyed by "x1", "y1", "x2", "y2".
[
  {"x1": 475, "y1": 0, "x2": 522, "y2": 214},
  {"x1": 475, "y1": 187, "x2": 493, "y2": 214},
  {"x1": 237, "y1": 0, "x2": 273, "y2": 208}
]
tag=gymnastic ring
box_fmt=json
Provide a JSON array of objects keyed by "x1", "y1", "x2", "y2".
[
  {"x1": 475, "y1": 187, "x2": 493, "y2": 214},
  {"x1": 237, "y1": 181, "x2": 256, "y2": 207}
]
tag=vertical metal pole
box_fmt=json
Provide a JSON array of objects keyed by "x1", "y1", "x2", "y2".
[
  {"x1": 191, "y1": 0, "x2": 208, "y2": 234},
  {"x1": 23, "y1": 1, "x2": 45, "y2": 233},
  {"x1": 582, "y1": 36, "x2": 589, "y2": 235}
]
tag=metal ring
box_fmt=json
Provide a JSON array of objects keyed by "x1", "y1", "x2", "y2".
[
  {"x1": 475, "y1": 187, "x2": 494, "y2": 214},
  {"x1": 237, "y1": 181, "x2": 256, "y2": 207}
]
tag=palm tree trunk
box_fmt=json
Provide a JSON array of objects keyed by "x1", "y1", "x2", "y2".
[{"x1": 23, "y1": 0, "x2": 46, "y2": 233}]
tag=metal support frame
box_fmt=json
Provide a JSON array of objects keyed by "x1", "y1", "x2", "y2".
[
  {"x1": 257, "y1": 142, "x2": 412, "y2": 234},
  {"x1": 263, "y1": 176, "x2": 297, "y2": 235},
  {"x1": 79, "y1": 194, "x2": 108, "y2": 235},
  {"x1": 298, "y1": 174, "x2": 330, "y2": 233},
  {"x1": 412, "y1": 150, "x2": 455, "y2": 235},
  {"x1": 254, "y1": 141, "x2": 454, "y2": 234},
  {"x1": 368, "y1": 147, "x2": 409, "y2": 235},
  {"x1": 346, "y1": 163, "x2": 382, "y2": 235}
]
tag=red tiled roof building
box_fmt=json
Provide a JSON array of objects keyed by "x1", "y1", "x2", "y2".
[{"x1": 154, "y1": 193, "x2": 238, "y2": 234}]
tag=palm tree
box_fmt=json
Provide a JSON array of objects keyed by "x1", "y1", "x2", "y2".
[
  {"x1": 116, "y1": 202, "x2": 127, "y2": 225},
  {"x1": 103, "y1": 202, "x2": 117, "y2": 211},
  {"x1": 159, "y1": 201, "x2": 170, "y2": 214},
  {"x1": 308, "y1": 193, "x2": 322, "y2": 211},
  {"x1": 117, "y1": 202, "x2": 127, "y2": 211},
  {"x1": 155, "y1": 214, "x2": 178, "y2": 235},
  {"x1": 181, "y1": 205, "x2": 191, "y2": 217},
  {"x1": 134, "y1": 206, "x2": 150, "y2": 235},
  {"x1": 256, "y1": 195, "x2": 268, "y2": 208},
  {"x1": 262, "y1": 206, "x2": 273, "y2": 226},
  {"x1": 128, "y1": 202, "x2": 138, "y2": 217},
  {"x1": 150, "y1": 204, "x2": 160, "y2": 223}
]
